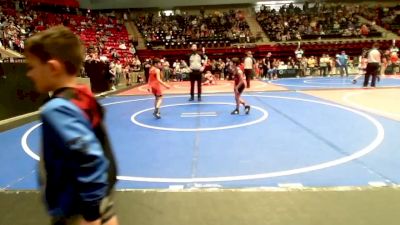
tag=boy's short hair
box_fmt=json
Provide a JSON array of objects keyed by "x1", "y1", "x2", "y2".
[
  {"x1": 24, "y1": 26, "x2": 84, "y2": 75},
  {"x1": 152, "y1": 58, "x2": 161, "y2": 65}
]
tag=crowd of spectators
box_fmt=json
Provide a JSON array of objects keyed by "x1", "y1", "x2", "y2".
[
  {"x1": 256, "y1": 2, "x2": 382, "y2": 42},
  {"x1": 0, "y1": 0, "x2": 135, "y2": 63},
  {"x1": 135, "y1": 9, "x2": 254, "y2": 49},
  {"x1": 1, "y1": 0, "x2": 399, "y2": 92},
  {"x1": 359, "y1": 4, "x2": 400, "y2": 36},
  {"x1": 0, "y1": 0, "x2": 139, "y2": 91},
  {"x1": 154, "y1": 43, "x2": 398, "y2": 83}
]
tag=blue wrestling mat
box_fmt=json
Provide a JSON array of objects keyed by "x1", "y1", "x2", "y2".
[
  {"x1": 1, "y1": 92, "x2": 400, "y2": 189},
  {"x1": 270, "y1": 76, "x2": 400, "y2": 90}
]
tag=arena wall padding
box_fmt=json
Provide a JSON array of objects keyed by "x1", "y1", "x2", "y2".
[{"x1": 0, "y1": 63, "x2": 48, "y2": 121}]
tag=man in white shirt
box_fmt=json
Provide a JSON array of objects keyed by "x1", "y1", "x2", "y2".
[
  {"x1": 295, "y1": 47, "x2": 304, "y2": 76},
  {"x1": 295, "y1": 48, "x2": 304, "y2": 59},
  {"x1": 363, "y1": 43, "x2": 381, "y2": 87},
  {"x1": 243, "y1": 51, "x2": 255, "y2": 88},
  {"x1": 319, "y1": 54, "x2": 329, "y2": 77},
  {"x1": 162, "y1": 57, "x2": 171, "y2": 81}
]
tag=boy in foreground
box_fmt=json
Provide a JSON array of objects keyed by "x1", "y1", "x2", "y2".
[{"x1": 25, "y1": 26, "x2": 119, "y2": 225}]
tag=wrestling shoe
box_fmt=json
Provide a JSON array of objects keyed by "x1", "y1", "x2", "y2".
[
  {"x1": 231, "y1": 109, "x2": 239, "y2": 115},
  {"x1": 153, "y1": 111, "x2": 161, "y2": 119},
  {"x1": 245, "y1": 105, "x2": 251, "y2": 114}
]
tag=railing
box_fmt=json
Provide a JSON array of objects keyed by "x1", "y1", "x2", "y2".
[{"x1": 136, "y1": 39, "x2": 397, "y2": 59}]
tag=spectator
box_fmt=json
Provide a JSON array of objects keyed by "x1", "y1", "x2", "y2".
[{"x1": 337, "y1": 51, "x2": 349, "y2": 77}]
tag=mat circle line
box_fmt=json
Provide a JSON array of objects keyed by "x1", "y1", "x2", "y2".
[
  {"x1": 21, "y1": 94, "x2": 384, "y2": 183},
  {"x1": 131, "y1": 102, "x2": 268, "y2": 132}
]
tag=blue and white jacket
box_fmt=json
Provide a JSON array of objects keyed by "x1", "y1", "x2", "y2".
[{"x1": 39, "y1": 86, "x2": 117, "y2": 221}]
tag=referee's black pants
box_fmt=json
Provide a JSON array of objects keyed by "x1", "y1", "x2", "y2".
[
  {"x1": 189, "y1": 70, "x2": 202, "y2": 99},
  {"x1": 244, "y1": 69, "x2": 253, "y2": 88},
  {"x1": 363, "y1": 63, "x2": 379, "y2": 87}
]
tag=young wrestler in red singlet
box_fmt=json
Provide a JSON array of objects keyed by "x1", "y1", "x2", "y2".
[
  {"x1": 231, "y1": 58, "x2": 250, "y2": 115},
  {"x1": 148, "y1": 58, "x2": 170, "y2": 119}
]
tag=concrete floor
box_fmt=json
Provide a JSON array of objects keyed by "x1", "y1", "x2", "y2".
[{"x1": 2, "y1": 187, "x2": 400, "y2": 225}]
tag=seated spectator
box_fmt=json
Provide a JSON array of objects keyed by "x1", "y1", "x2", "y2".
[
  {"x1": 99, "y1": 54, "x2": 108, "y2": 62},
  {"x1": 203, "y1": 71, "x2": 216, "y2": 85},
  {"x1": 119, "y1": 42, "x2": 127, "y2": 49},
  {"x1": 360, "y1": 24, "x2": 369, "y2": 36},
  {"x1": 256, "y1": 3, "x2": 380, "y2": 42},
  {"x1": 136, "y1": 9, "x2": 252, "y2": 49},
  {"x1": 278, "y1": 61, "x2": 287, "y2": 70}
]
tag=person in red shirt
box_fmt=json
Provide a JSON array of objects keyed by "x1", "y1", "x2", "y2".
[
  {"x1": 148, "y1": 58, "x2": 170, "y2": 119},
  {"x1": 231, "y1": 58, "x2": 250, "y2": 115}
]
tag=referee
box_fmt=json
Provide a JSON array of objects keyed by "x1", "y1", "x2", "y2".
[
  {"x1": 363, "y1": 43, "x2": 381, "y2": 88},
  {"x1": 188, "y1": 44, "x2": 204, "y2": 101},
  {"x1": 243, "y1": 51, "x2": 255, "y2": 88}
]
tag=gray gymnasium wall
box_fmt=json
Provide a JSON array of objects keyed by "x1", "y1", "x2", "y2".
[
  {"x1": 79, "y1": 0, "x2": 259, "y2": 9},
  {"x1": 0, "y1": 62, "x2": 48, "y2": 121}
]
